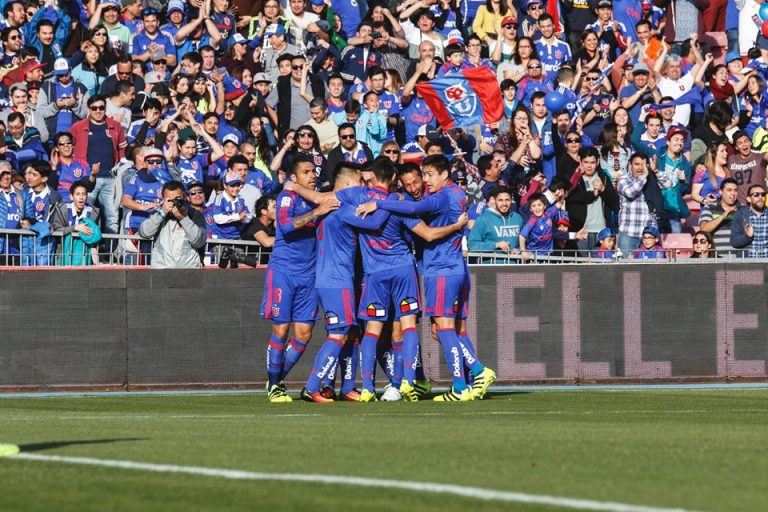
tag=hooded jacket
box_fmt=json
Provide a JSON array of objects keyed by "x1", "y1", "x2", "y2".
[{"x1": 468, "y1": 207, "x2": 524, "y2": 251}]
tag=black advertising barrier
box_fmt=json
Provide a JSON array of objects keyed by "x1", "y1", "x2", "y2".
[{"x1": 0, "y1": 264, "x2": 766, "y2": 389}]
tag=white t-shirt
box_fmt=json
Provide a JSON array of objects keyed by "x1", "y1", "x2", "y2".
[
  {"x1": 657, "y1": 72, "x2": 695, "y2": 126},
  {"x1": 285, "y1": 10, "x2": 319, "y2": 50},
  {"x1": 402, "y1": 20, "x2": 444, "y2": 59}
]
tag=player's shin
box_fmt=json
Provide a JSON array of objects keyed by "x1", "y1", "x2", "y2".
[
  {"x1": 458, "y1": 331, "x2": 485, "y2": 375},
  {"x1": 305, "y1": 337, "x2": 345, "y2": 393},
  {"x1": 436, "y1": 328, "x2": 467, "y2": 392},
  {"x1": 339, "y1": 338, "x2": 360, "y2": 394},
  {"x1": 282, "y1": 338, "x2": 308, "y2": 379},
  {"x1": 401, "y1": 326, "x2": 419, "y2": 384},
  {"x1": 360, "y1": 331, "x2": 379, "y2": 393},
  {"x1": 267, "y1": 334, "x2": 288, "y2": 388}
]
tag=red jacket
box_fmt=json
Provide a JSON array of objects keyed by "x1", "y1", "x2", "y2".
[{"x1": 69, "y1": 117, "x2": 127, "y2": 170}]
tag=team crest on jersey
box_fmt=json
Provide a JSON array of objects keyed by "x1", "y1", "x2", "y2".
[
  {"x1": 74, "y1": 168, "x2": 82, "y2": 177},
  {"x1": 313, "y1": 155, "x2": 323, "y2": 166},
  {"x1": 14, "y1": 196, "x2": 21, "y2": 206},
  {"x1": 366, "y1": 303, "x2": 386, "y2": 318},
  {"x1": 399, "y1": 297, "x2": 418, "y2": 313},
  {"x1": 325, "y1": 311, "x2": 339, "y2": 326},
  {"x1": 205, "y1": 216, "x2": 213, "y2": 225},
  {"x1": 602, "y1": 98, "x2": 610, "y2": 105},
  {"x1": 271, "y1": 305, "x2": 280, "y2": 317},
  {"x1": 280, "y1": 196, "x2": 291, "y2": 207},
  {"x1": 35, "y1": 201, "x2": 45, "y2": 212},
  {"x1": 555, "y1": 50, "x2": 563, "y2": 59},
  {"x1": 191, "y1": 161, "x2": 199, "y2": 169}
]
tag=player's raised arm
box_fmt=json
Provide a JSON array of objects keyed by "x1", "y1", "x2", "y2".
[
  {"x1": 283, "y1": 179, "x2": 336, "y2": 206},
  {"x1": 410, "y1": 212, "x2": 468, "y2": 242}
]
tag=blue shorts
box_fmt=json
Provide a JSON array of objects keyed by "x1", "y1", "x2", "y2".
[
  {"x1": 260, "y1": 268, "x2": 318, "y2": 324},
  {"x1": 317, "y1": 287, "x2": 357, "y2": 334},
  {"x1": 358, "y1": 266, "x2": 421, "y2": 321},
  {"x1": 424, "y1": 273, "x2": 469, "y2": 319}
]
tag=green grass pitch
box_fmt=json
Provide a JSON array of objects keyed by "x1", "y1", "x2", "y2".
[{"x1": 1, "y1": 389, "x2": 766, "y2": 512}]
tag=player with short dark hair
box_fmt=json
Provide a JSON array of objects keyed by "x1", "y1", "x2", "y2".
[
  {"x1": 260, "y1": 155, "x2": 339, "y2": 403},
  {"x1": 356, "y1": 155, "x2": 496, "y2": 401}
]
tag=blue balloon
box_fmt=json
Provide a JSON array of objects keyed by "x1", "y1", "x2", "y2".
[
  {"x1": 761, "y1": 3, "x2": 768, "y2": 21},
  {"x1": 544, "y1": 91, "x2": 566, "y2": 112}
]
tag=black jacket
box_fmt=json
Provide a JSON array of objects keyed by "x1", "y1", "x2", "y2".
[
  {"x1": 565, "y1": 170, "x2": 619, "y2": 231},
  {"x1": 326, "y1": 143, "x2": 374, "y2": 175},
  {"x1": 276, "y1": 74, "x2": 325, "y2": 139}
]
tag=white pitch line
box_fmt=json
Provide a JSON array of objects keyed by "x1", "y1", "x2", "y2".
[{"x1": 8, "y1": 453, "x2": 698, "y2": 512}]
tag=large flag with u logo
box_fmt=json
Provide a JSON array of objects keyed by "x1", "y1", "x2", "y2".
[{"x1": 415, "y1": 67, "x2": 503, "y2": 130}]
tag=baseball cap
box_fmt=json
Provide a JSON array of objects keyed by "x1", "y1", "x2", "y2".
[
  {"x1": 725, "y1": 51, "x2": 741, "y2": 64},
  {"x1": 642, "y1": 226, "x2": 660, "y2": 239},
  {"x1": 666, "y1": 126, "x2": 688, "y2": 141},
  {"x1": 309, "y1": 0, "x2": 324, "y2": 5},
  {"x1": 758, "y1": 35, "x2": 768, "y2": 51},
  {"x1": 501, "y1": 15, "x2": 518, "y2": 26},
  {"x1": 150, "y1": 47, "x2": 166, "y2": 62},
  {"x1": 450, "y1": 168, "x2": 467, "y2": 183},
  {"x1": 144, "y1": 147, "x2": 163, "y2": 159},
  {"x1": 597, "y1": 227, "x2": 616, "y2": 241},
  {"x1": 53, "y1": 57, "x2": 70, "y2": 76},
  {"x1": 596, "y1": 0, "x2": 612, "y2": 8},
  {"x1": 527, "y1": 0, "x2": 542, "y2": 6},
  {"x1": 101, "y1": 0, "x2": 120, "y2": 8},
  {"x1": 167, "y1": 0, "x2": 185, "y2": 13},
  {"x1": 265, "y1": 23, "x2": 286, "y2": 37},
  {"x1": 231, "y1": 33, "x2": 247, "y2": 45},
  {"x1": 8, "y1": 82, "x2": 27, "y2": 95},
  {"x1": 417, "y1": 125, "x2": 439, "y2": 140},
  {"x1": 253, "y1": 72, "x2": 270, "y2": 83},
  {"x1": 632, "y1": 62, "x2": 650, "y2": 75},
  {"x1": 224, "y1": 171, "x2": 243, "y2": 186},
  {"x1": 144, "y1": 71, "x2": 164, "y2": 85},
  {"x1": 222, "y1": 133, "x2": 240, "y2": 146}
]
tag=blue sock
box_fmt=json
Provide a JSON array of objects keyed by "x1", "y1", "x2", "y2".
[
  {"x1": 436, "y1": 328, "x2": 467, "y2": 392},
  {"x1": 267, "y1": 334, "x2": 287, "y2": 388},
  {"x1": 391, "y1": 339, "x2": 403, "y2": 387},
  {"x1": 458, "y1": 331, "x2": 485, "y2": 375},
  {"x1": 415, "y1": 341, "x2": 427, "y2": 381},
  {"x1": 305, "y1": 337, "x2": 344, "y2": 393},
  {"x1": 376, "y1": 342, "x2": 396, "y2": 386},
  {"x1": 402, "y1": 327, "x2": 419, "y2": 384},
  {"x1": 282, "y1": 338, "x2": 307, "y2": 380},
  {"x1": 322, "y1": 359, "x2": 338, "y2": 392},
  {"x1": 339, "y1": 339, "x2": 359, "y2": 394},
  {"x1": 360, "y1": 332, "x2": 379, "y2": 393}
]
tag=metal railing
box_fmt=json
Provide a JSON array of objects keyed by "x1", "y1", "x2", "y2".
[
  {"x1": 0, "y1": 228, "x2": 268, "y2": 267},
  {"x1": 0, "y1": 228, "x2": 762, "y2": 268}
]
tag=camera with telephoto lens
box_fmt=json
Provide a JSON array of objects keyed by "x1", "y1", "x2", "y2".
[{"x1": 172, "y1": 197, "x2": 187, "y2": 214}]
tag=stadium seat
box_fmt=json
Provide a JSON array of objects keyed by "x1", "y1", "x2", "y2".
[{"x1": 662, "y1": 233, "x2": 694, "y2": 260}]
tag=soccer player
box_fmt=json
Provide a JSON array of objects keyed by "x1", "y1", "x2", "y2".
[
  {"x1": 260, "y1": 156, "x2": 339, "y2": 403},
  {"x1": 287, "y1": 159, "x2": 467, "y2": 401},
  {"x1": 301, "y1": 162, "x2": 392, "y2": 403},
  {"x1": 356, "y1": 155, "x2": 496, "y2": 401}
]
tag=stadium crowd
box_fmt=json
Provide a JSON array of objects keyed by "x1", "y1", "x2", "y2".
[{"x1": 0, "y1": 0, "x2": 766, "y2": 268}]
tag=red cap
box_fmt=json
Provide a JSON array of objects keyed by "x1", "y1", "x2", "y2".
[
  {"x1": 666, "y1": 127, "x2": 688, "y2": 141},
  {"x1": 501, "y1": 15, "x2": 517, "y2": 26}
]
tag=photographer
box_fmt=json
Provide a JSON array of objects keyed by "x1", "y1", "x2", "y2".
[{"x1": 138, "y1": 180, "x2": 207, "y2": 269}]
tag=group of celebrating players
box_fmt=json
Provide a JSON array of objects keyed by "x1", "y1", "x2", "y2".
[{"x1": 259, "y1": 153, "x2": 496, "y2": 403}]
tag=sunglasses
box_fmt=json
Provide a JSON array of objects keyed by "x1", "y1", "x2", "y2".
[
  {"x1": 383, "y1": 149, "x2": 400, "y2": 154},
  {"x1": 93, "y1": 32, "x2": 107, "y2": 37},
  {"x1": 527, "y1": 64, "x2": 541, "y2": 69},
  {"x1": 90, "y1": 104, "x2": 106, "y2": 111},
  {"x1": 693, "y1": 238, "x2": 709, "y2": 244},
  {"x1": 585, "y1": 76, "x2": 599, "y2": 81},
  {"x1": 529, "y1": 4, "x2": 542, "y2": 9},
  {"x1": 750, "y1": 192, "x2": 766, "y2": 197},
  {"x1": 297, "y1": 132, "x2": 313, "y2": 138},
  {"x1": 566, "y1": 138, "x2": 581, "y2": 143},
  {"x1": 146, "y1": 159, "x2": 164, "y2": 165},
  {"x1": 225, "y1": 104, "x2": 235, "y2": 110},
  {"x1": 503, "y1": 24, "x2": 517, "y2": 29},
  {"x1": 339, "y1": 134, "x2": 355, "y2": 140},
  {"x1": 291, "y1": 65, "x2": 303, "y2": 70},
  {"x1": 57, "y1": 141, "x2": 73, "y2": 146},
  {"x1": 188, "y1": 190, "x2": 205, "y2": 195}
]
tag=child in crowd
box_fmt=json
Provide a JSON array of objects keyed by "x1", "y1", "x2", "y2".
[{"x1": 633, "y1": 225, "x2": 667, "y2": 259}]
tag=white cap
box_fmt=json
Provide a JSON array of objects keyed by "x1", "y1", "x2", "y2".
[{"x1": 53, "y1": 57, "x2": 70, "y2": 76}]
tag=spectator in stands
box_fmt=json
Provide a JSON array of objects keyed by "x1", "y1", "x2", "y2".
[
  {"x1": 595, "y1": 227, "x2": 622, "y2": 260},
  {"x1": 105, "y1": 80, "x2": 135, "y2": 131},
  {"x1": 51, "y1": 180, "x2": 101, "y2": 266},
  {"x1": 99, "y1": 54, "x2": 145, "y2": 98},
  {"x1": 565, "y1": 147, "x2": 619, "y2": 255},
  {"x1": 138, "y1": 180, "x2": 206, "y2": 269},
  {"x1": 5, "y1": 112, "x2": 47, "y2": 167},
  {"x1": 70, "y1": 94, "x2": 126, "y2": 235},
  {"x1": 692, "y1": 142, "x2": 730, "y2": 206},
  {"x1": 327, "y1": 123, "x2": 374, "y2": 172},
  {"x1": 633, "y1": 225, "x2": 666, "y2": 259},
  {"x1": 0, "y1": 83, "x2": 48, "y2": 144},
  {"x1": 0, "y1": 166, "x2": 21, "y2": 264},
  {"x1": 211, "y1": 170, "x2": 253, "y2": 264},
  {"x1": 699, "y1": 178, "x2": 743, "y2": 256},
  {"x1": 468, "y1": 186, "x2": 523, "y2": 254},
  {"x1": 20, "y1": 161, "x2": 60, "y2": 265},
  {"x1": 728, "y1": 131, "x2": 768, "y2": 205},
  {"x1": 690, "y1": 231, "x2": 717, "y2": 259},
  {"x1": 731, "y1": 184, "x2": 768, "y2": 258},
  {"x1": 242, "y1": 194, "x2": 276, "y2": 265}
]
